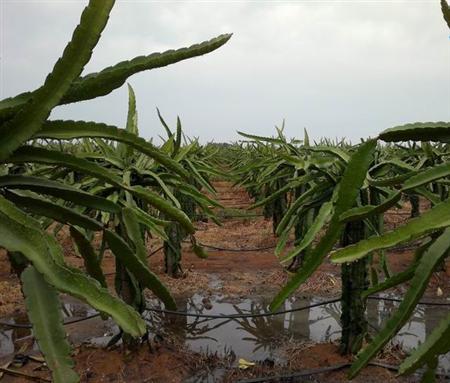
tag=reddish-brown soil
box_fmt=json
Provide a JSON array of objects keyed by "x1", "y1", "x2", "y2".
[
  {"x1": 224, "y1": 343, "x2": 411, "y2": 383},
  {"x1": 0, "y1": 181, "x2": 448, "y2": 382}
]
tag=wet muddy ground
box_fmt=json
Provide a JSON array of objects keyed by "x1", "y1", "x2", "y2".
[{"x1": 0, "y1": 181, "x2": 449, "y2": 382}]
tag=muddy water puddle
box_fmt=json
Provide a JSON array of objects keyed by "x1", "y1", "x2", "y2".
[
  {"x1": 0, "y1": 296, "x2": 115, "y2": 360},
  {"x1": 146, "y1": 294, "x2": 450, "y2": 373},
  {"x1": 1, "y1": 292, "x2": 449, "y2": 380}
]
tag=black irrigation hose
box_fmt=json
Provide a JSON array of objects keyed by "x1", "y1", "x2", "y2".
[
  {"x1": 196, "y1": 241, "x2": 292, "y2": 252},
  {"x1": 180, "y1": 239, "x2": 288, "y2": 252},
  {"x1": 189, "y1": 240, "x2": 422, "y2": 253},
  {"x1": 235, "y1": 361, "x2": 450, "y2": 382},
  {"x1": 145, "y1": 298, "x2": 341, "y2": 319},
  {"x1": 1, "y1": 295, "x2": 449, "y2": 329},
  {"x1": 196, "y1": 242, "x2": 416, "y2": 252},
  {"x1": 103, "y1": 245, "x2": 164, "y2": 277},
  {"x1": 368, "y1": 295, "x2": 450, "y2": 306},
  {"x1": 236, "y1": 363, "x2": 351, "y2": 383},
  {"x1": 220, "y1": 214, "x2": 265, "y2": 218},
  {"x1": 0, "y1": 313, "x2": 100, "y2": 329},
  {"x1": 61, "y1": 312, "x2": 101, "y2": 325},
  {"x1": 148, "y1": 245, "x2": 164, "y2": 257},
  {"x1": 144, "y1": 295, "x2": 450, "y2": 320}
]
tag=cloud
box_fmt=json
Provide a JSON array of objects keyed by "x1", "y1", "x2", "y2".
[{"x1": 1, "y1": 0, "x2": 449, "y2": 143}]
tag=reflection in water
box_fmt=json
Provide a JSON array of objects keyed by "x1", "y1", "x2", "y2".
[
  {"x1": 0, "y1": 296, "x2": 116, "y2": 362},
  {"x1": 146, "y1": 294, "x2": 344, "y2": 360},
  {"x1": 1, "y1": 293, "x2": 449, "y2": 376},
  {"x1": 146, "y1": 293, "x2": 450, "y2": 374},
  {"x1": 0, "y1": 313, "x2": 34, "y2": 358}
]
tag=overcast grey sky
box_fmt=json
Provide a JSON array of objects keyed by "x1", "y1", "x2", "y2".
[{"x1": 1, "y1": 0, "x2": 449, "y2": 143}]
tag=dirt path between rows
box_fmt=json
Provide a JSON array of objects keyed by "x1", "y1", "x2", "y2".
[{"x1": 0, "y1": 181, "x2": 449, "y2": 382}]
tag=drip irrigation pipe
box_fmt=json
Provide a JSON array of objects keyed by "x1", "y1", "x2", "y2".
[
  {"x1": 145, "y1": 295, "x2": 450, "y2": 320},
  {"x1": 147, "y1": 245, "x2": 164, "y2": 257},
  {"x1": 180, "y1": 239, "x2": 284, "y2": 252},
  {"x1": 219, "y1": 214, "x2": 265, "y2": 218},
  {"x1": 103, "y1": 245, "x2": 164, "y2": 276},
  {"x1": 194, "y1": 241, "x2": 292, "y2": 252},
  {"x1": 188, "y1": 241, "x2": 421, "y2": 253},
  {"x1": 0, "y1": 299, "x2": 341, "y2": 330},
  {"x1": 367, "y1": 296, "x2": 450, "y2": 306},
  {"x1": 145, "y1": 298, "x2": 341, "y2": 319},
  {"x1": 0, "y1": 313, "x2": 100, "y2": 329},
  {"x1": 236, "y1": 363, "x2": 351, "y2": 382},
  {"x1": 235, "y1": 361, "x2": 450, "y2": 382},
  {"x1": 1, "y1": 296, "x2": 448, "y2": 330}
]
